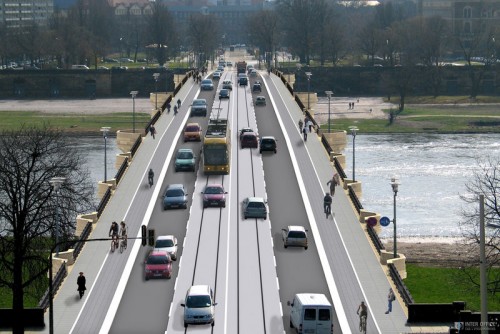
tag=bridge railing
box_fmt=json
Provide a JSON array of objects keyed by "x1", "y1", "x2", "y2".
[
  {"x1": 39, "y1": 262, "x2": 67, "y2": 310},
  {"x1": 347, "y1": 186, "x2": 363, "y2": 214},
  {"x1": 367, "y1": 225, "x2": 385, "y2": 254},
  {"x1": 114, "y1": 157, "x2": 129, "y2": 185},
  {"x1": 73, "y1": 222, "x2": 92, "y2": 260},
  {"x1": 388, "y1": 263, "x2": 414, "y2": 306},
  {"x1": 96, "y1": 188, "x2": 111, "y2": 218}
]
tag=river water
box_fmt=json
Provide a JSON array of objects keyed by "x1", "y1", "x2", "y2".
[{"x1": 79, "y1": 133, "x2": 500, "y2": 240}]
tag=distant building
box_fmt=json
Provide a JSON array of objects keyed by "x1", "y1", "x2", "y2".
[{"x1": 0, "y1": 0, "x2": 54, "y2": 28}]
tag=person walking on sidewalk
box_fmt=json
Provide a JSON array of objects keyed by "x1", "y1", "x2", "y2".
[
  {"x1": 77, "y1": 272, "x2": 86, "y2": 299},
  {"x1": 326, "y1": 173, "x2": 340, "y2": 196},
  {"x1": 302, "y1": 126, "x2": 308, "y2": 141},
  {"x1": 149, "y1": 125, "x2": 156, "y2": 139},
  {"x1": 386, "y1": 288, "x2": 395, "y2": 314}
]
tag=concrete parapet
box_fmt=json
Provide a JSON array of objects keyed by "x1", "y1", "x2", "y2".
[
  {"x1": 75, "y1": 213, "x2": 97, "y2": 237},
  {"x1": 149, "y1": 92, "x2": 170, "y2": 111},
  {"x1": 115, "y1": 153, "x2": 131, "y2": 170},
  {"x1": 295, "y1": 92, "x2": 317, "y2": 112},
  {"x1": 97, "y1": 181, "x2": 115, "y2": 200},
  {"x1": 323, "y1": 131, "x2": 347, "y2": 154},
  {"x1": 384, "y1": 253, "x2": 407, "y2": 279},
  {"x1": 116, "y1": 130, "x2": 142, "y2": 154},
  {"x1": 331, "y1": 153, "x2": 346, "y2": 170},
  {"x1": 360, "y1": 210, "x2": 381, "y2": 226},
  {"x1": 345, "y1": 179, "x2": 362, "y2": 198},
  {"x1": 53, "y1": 251, "x2": 75, "y2": 266}
]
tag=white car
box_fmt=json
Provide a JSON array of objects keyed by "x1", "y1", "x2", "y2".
[
  {"x1": 282, "y1": 225, "x2": 308, "y2": 249},
  {"x1": 181, "y1": 285, "x2": 217, "y2": 327},
  {"x1": 154, "y1": 235, "x2": 178, "y2": 260}
]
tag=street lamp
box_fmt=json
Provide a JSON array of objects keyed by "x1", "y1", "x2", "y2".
[
  {"x1": 153, "y1": 73, "x2": 160, "y2": 111},
  {"x1": 49, "y1": 177, "x2": 66, "y2": 257},
  {"x1": 119, "y1": 37, "x2": 124, "y2": 67},
  {"x1": 130, "y1": 90, "x2": 138, "y2": 133},
  {"x1": 390, "y1": 177, "x2": 400, "y2": 258},
  {"x1": 305, "y1": 71, "x2": 312, "y2": 110},
  {"x1": 100, "y1": 127, "x2": 111, "y2": 182},
  {"x1": 349, "y1": 126, "x2": 358, "y2": 181},
  {"x1": 325, "y1": 91, "x2": 333, "y2": 133}
]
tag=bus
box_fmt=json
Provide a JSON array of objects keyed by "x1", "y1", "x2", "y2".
[{"x1": 203, "y1": 118, "x2": 231, "y2": 175}]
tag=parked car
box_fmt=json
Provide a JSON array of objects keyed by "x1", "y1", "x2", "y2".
[
  {"x1": 219, "y1": 89, "x2": 230, "y2": 99},
  {"x1": 201, "y1": 79, "x2": 214, "y2": 91},
  {"x1": 242, "y1": 197, "x2": 267, "y2": 219},
  {"x1": 255, "y1": 96, "x2": 266, "y2": 106},
  {"x1": 183, "y1": 123, "x2": 202, "y2": 142},
  {"x1": 282, "y1": 225, "x2": 308, "y2": 249},
  {"x1": 163, "y1": 184, "x2": 188, "y2": 209},
  {"x1": 252, "y1": 82, "x2": 262, "y2": 93},
  {"x1": 222, "y1": 80, "x2": 233, "y2": 90},
  {"x1": 181, "y1": 285, "x2": 217, "y2": 327},
  {"x1": 259, "y1": 136, "x2": 277, "y2": 153},
  {"x1": 175, "y1": 148, "x2": 196, "y2": 172},
  {"x1": 240, "y1": 132, "x2": 258, "y2": 149},
  {"x1": 202, "y1": 184, "x2": 227, "y2": 208},
  {"x1": 144, "y1": 250, "x2": 172, "y2": 280},
  {"x1": 154, "y1": 235, "x2": 178, "y2": 260},
  {"x1": 191, "y1": 99, "x2": 207, "y2": 117}
]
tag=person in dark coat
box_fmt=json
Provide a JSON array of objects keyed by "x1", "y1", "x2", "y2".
[{"x1": 77, "y1": 272, "x2": 86, "y2": 299}]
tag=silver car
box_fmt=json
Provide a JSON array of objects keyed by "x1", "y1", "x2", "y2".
[
  {"x1": 242, "y1": 197, "x2": 267, "y2": 219},
  {"x1": 282, "y1": 225, "x2": 308, "y2": 250},
  {"x1": 181, "y1": 285, "x2": 217, "y2": 327}
]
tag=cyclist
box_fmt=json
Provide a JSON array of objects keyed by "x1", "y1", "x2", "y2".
[
  {"x1": 109, "y1": 221, "x2": 119, "y2": 250},
  {"x1": 119, "y1": 221, "x2": 128, "y2": 249},
  {"x1": 323, "y1": 192, "x2": 332, "y2": 218},
  {"x1": 148, "y1": 168, "x2": 154, "y2": 187},
  {"x1": 357, "y1": 301, "x2": 367, "y2": 333}
]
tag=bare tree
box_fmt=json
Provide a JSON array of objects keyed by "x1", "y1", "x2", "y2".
[
  {"x1": 247, "y1": 10, "x2": 279, "y2": 68},
  {"x1": 0, "y1": 125, "x2": 95, "y2": 334},
  {"x1": 458, "y1": 157, "x2": 500, "y2": 298},
  {"x1": 187, "y1": 14, "x2": 219, "y2": 66},
  {"x1": 145, "y1": 1, "x2": 176, "y2": 66},
  {"x1": 356, "y1": 22, "x2": 380, "y2": 65}
]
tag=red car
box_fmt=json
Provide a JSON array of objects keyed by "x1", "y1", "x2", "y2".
[
  {"x1": 202, "y1": 184, "x2": 227, "y2": 208},
  {"x1": 240, "y1": 132, "x2": 258, "y2": 149},
  {"x1": 144, "y1": 250, "x2": 172, "y2": 280}
]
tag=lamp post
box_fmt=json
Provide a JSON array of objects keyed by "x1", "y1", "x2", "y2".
[
  {"x1": 325, "y1": 90, "x2": 333, "y2": 133},
  {"x1": 349, "y1": 126, "x2": 358, "y2": 181},
  {"x1": 153, "y1": 73, "x2": 160, "y2": 111},
  {"x1": 390, "y1": 177, "x2": 400, "y2": 258},
  {"x1": 130, "y1": 90, "x2": 138, "y2": 133},
  {"x1": 305, "y1": 71, "x2": 312, "y2": 110},
  {"x1": 119, "y1": 37, "x2": 123, "y2": 68},
  {"x1": 49, "y1": 177, "x2": 66, "y2": 256},
  {"x1": 100, "y1": 127, "x2": 111, "y2": 182}
]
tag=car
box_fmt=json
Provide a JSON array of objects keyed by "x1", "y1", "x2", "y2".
[
  {"x1": 219, "y1": 89, "x2": 230, "y2": 99},
  {"x1": 255, "y1": 96, "x2": 266, "y2": 106},
  {"x1": 97, "y1": 66, "x2": 109, "y2": 70},
  {"x1": 202, "y1": 184, "x2": 227, "y2": 208},
  {"x1": 252, "y1": 82, "x2": 262, "y2": 93},
  {"x1": 201, "y1": 79, "x2": 214, "y2": 91},
  {"x1": 163, "y1": 184, "x2": 188, "y2": 209},
  {"x1": 238, "y1": 75, "x2": 248, "y2": 86},
  {"x1": 181, "y1": 285, "x2": 217, "y2": 327},
  {"x1": 240, "y1": 132, "x2": 258, "y2": 149},
  {"x1": 144, "y1": 250, "x2": 172, "y2": 280},
  {"x1": 217, "y1": 65, "x2": 224, "y2": 72},
  {"x1": 239, "y1": 127, "x2": 254, "y2": 139},
  {"x1": 154, "y1": 235, "x2": 178, "y2": 260},
  {"x1": 226, "y1": 61, "x2": 233, "y2": 67},
  {"x1": 243, "y1": 197, "x2": 267, "y2": 219},
  {"x1": 250, "y1": 69, "x2": 257, "y2": 77},
  {"x1": 259, "y1": 136, "x2": 277, "y2": 153},
  {"x1": 282, "y1": 225, "x2": 308, "y2": 249},
  {"x1": 175, "y1": 148, "x2": 196, "y2": 172},
  {"x1": 222, "y1": 80, "x2": 233, "y2": 90},
  {"x1": 183, "y1": 123, "x2": 202, "y2": 142},
  {"x1": 191, "y1": 99, "x2": 207, "y2": 117},
  {"x1": 212, "y1": 71, "x2": 221, "y2": 80}
]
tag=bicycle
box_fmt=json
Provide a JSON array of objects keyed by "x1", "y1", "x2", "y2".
[
  {"x1": 110, "y1": 234, "x2": 119, "y2": 252},
  {"x1": 359, "y1": 314, "x2": 367, "y2": 333},
  {"x1": 119, "y1": 237, "x2": 127, "y2": 253},
  {"x1": 148, "y1": 176, "x2": 154, "y2": 187},
  {"x1": 324, "y1": 204, "x2": 331, "y2": 219}
]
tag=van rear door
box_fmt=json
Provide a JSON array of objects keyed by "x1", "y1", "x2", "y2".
[
  {"x1": 316, "y1": 307, "x2": 332, "y2": 334},
  {"x1": 302, "y1": 307, "x2": 317, "y2": 333}
]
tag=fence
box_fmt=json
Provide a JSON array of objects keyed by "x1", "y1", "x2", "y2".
[
  {"x1": 38, "y1": 262, "x2": 67, "y2": 310},
  {"x1": 114, "y1": 157, "x2": 129, "y2": 185},
  {"x1": 367, "y1": 225, "x2": 385, "y2": 254}
]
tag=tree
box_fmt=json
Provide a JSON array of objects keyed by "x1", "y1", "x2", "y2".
[
  {"x1": 0, "y1": 125, "x2": 95, "y2": 334},
  {"x1": 145, "y1": 1, "x2": 176, "y2": 66},
  {"x1": 187, "y1": 14, "x2": 219, "y2": 66},
  {"x1": 458, "y1": 157, "x2": 500, "y2": 299},
  {"x1": 247, "y1": 10, "x2": 279, "y2": 68}
]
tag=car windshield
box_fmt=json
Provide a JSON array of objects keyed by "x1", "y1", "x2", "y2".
[
  {"x1": 186, "y1": 295, "x2": 212, "y2": 308},
  {"x1": 147, "y1": 255, "x2": 169, "y2": 264},
  {"x1": 201, "y1": 80, "x2": 212, "y2": 85},
  {"x1": 247, "y1": 202, "x2": 265, "y2": 208},
  {"x1": 185, "y1": 126, "x2": 199, "y2": 132},
  {"x1": 156, "y1": 239, "x2": 174, "y2": 247},
  {"x1": 193, "y1": 100, "x2": 205, "y2": 106},
  {"x1": 288, "y1": 231, "x2": 306, "y2": 238},
  {"x1": 204, "y1": 146, "x2": 228, "y2": 164},
  {"x1": 205, "y1": 186, "x2": 223, "y2": 194},
  {"x1": 177, "y1": 152, "x2": 193, "y2": 159},
  {"x1": 166, "y1": 189, "x2": 184, "y2": 197},
  {"x1": 262, "y1": 139, "x2": 274, "y2": 144}
]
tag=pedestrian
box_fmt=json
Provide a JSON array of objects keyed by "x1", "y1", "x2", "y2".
[
  {"x1": 298, "y1": 119, "x2": 303, "y2": 130},
  {"x1": 307, "y1": 119, "x2": 313, "y2": 133},
  {"x1": 177, "y1": 98, "x2": 181, "y2": 109},
  {"x1": 173, "y1": 105, "x2": 178, "y2": 115},
  {"x1": 352, "y1": 102, "x2": 355, "y2": 109},
  {"x1": 326, "y1": 173, "x2": 340, "y2": 196},
  {"x1": 348, "y1": 102, "x2": 351, "y2": 109},
  {"x1": 149, "y1": 125, "x2": 156, "y2": 139},
  {"x1": 386, "y1": 288, "x2": 395, "y2": 314},
  {"x1": 77, "y1": 272, "x2": 86, "y2": 299},
  {"x1": 302, "y1": 126, "x2": 308, "y2": 141}
]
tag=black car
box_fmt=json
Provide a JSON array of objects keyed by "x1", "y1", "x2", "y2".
[
  {"x1": 219, "y1": 89, "x2": 230, "y2": 99},
  {"x1": 252, "y1": 82, "x2": 262, "y2": 93},
  {"x1": 259, "y1": 136, "x2": 277, "y2": 154}
]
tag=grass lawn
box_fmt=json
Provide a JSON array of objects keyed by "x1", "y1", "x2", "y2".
[{"x1": 405, "y1": 264, "x2": 500, "y2": 311}]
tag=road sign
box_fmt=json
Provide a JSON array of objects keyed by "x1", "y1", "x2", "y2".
[
  {"x1": 366, "y1": 217, "x2": 377, "y2": 227},
  {"x1": 380, "y1": 216, "x2": 391, "y2": 227}
]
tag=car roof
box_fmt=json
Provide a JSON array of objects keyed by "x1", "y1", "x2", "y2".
[
  {"x1": 156, "y1": 235, "x2": 175, "y2": 241},
  {"x1": 186, "y1": 122, "x2": 200, "y2": 127},
  {"x1": 167, "y1": 184, "x2": 184, "y2": 189},
  {"x1": 242, "y1": 132, "x2": 257, "y2": 137},
  {"x1": 193, "y1": 98, "x2": 206, "y2": 102},
  {"x1": 177, "y1": 148, "x2": 193, "y2": 153},
  {"x1": 206, "y1": 183, "x2": 223, "y2": 188},
  {"x1": 261, "y1": 136, "x2": 276, "y2": 140},
  {"x1": 187, "y1": 285, "x2": 211, "y2": 296},
  {"x1": 288, "y1": 225, "x2": 306, "y2": 232},
  {"x1": 149, "y1": 250, "x2": 169, "y2": 257},
  {"x1": 201, "y1": 79, "x2": 212, "y2": 83},
  {"x1": 247, "y1": 197, "x2": 265, "y2": 203},
  {"x1": 256, "y1": 96, "x2": 265, "y2": 99}
]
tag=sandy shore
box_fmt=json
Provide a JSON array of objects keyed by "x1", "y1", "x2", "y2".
[{"x1": 383, "y1": 239, "x2": 465, "y2": 267}]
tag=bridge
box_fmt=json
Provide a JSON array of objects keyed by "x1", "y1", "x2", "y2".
[{"x1": 30, "y1": 54, "x2": 443, "y2": 334}]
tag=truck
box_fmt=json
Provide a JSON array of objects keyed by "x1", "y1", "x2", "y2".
[
  {"x1": 282, "y1": 225, "x2": 308, "y2": 249},
  {"x1": 236, "y1": 61, "x2": 247, "y2": 74}
]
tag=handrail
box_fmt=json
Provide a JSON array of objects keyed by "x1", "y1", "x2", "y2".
[
  {"x1": 333, "y1": 157, "x2": 347, "y2": 180},
  {"x1": 321, "y1": 134, "x2": 333, "y2": 154},
  {"x1": 114, "y1": 157, "x2": 129, "y2": 184},
  {"x1": 38, "y1": 262, "x2": 67, "y2": 310},
  {"x1": 388, "y1": 263, "x2": 415, "y2": 306},
  {"x1": 348, "y1": 185, "x2": 363, "y2": 214},
  {"x1": 96, "y1": 188, "x2": 111, "y2": 218},
  {"x1": 367, "y1": 225, "x2": 385, "y2": 254},
  {"x1": 130, "y1": 135, "x2": 142, "y2": 158},
  {"x1": 72, "y1": 222, "x2": 92, "y2": 260},
  {"x1": 144, "y1": 110, "x2": 161, "y2": 135}
]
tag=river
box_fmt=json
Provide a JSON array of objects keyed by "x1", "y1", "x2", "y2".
[{"x1": 80, "y1": 133, "x2": 500, "y2": 240}]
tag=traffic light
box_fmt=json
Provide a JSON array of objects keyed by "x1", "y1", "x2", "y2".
[
  {"x1": 141, "y1": 225, "x2": 147, "y2": 246},
  {"x1": 148, "y1": 228, "x2": 155, "y2": 246}
]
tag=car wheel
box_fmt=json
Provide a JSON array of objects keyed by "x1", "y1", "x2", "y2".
[
  {"x1": 259, "y1": 149, "x2": 262, "y2": 154},
  {"x1": 175, "y1": 168, "x2": 178, "y2": 172},
  {"x1": 145, "y1": 277, "x2": 149, "y2": 281},
  {"x1": 290, "y1": 320, "x2": 294, "y2": 328},
  {"x1": 284, "y1": 244, "x2": 288, "y2": 249},
  {"x1": 274, "y1": 149, "x2": 277, "y2": 153},
  {"x1": 305, "y1": 246, "x2": 308, "y2": 250},
  {"x1": 222, "y1": 203, "x2": 226, "y2": 208},
  {"x1": 244, "y1": 215, "x2": 247, "y2": 219},
  {"x1": 184, "y1": 322, "x2": 187, "y2": 328}
]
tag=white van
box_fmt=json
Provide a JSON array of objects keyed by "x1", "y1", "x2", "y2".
[{"x1": 288, "y1": 293, "x2": 333, "y2": 334}]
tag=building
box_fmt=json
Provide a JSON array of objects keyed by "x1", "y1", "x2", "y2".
[{"x1": 0, "y1": 0, "x2": 54, "y2": 28}]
